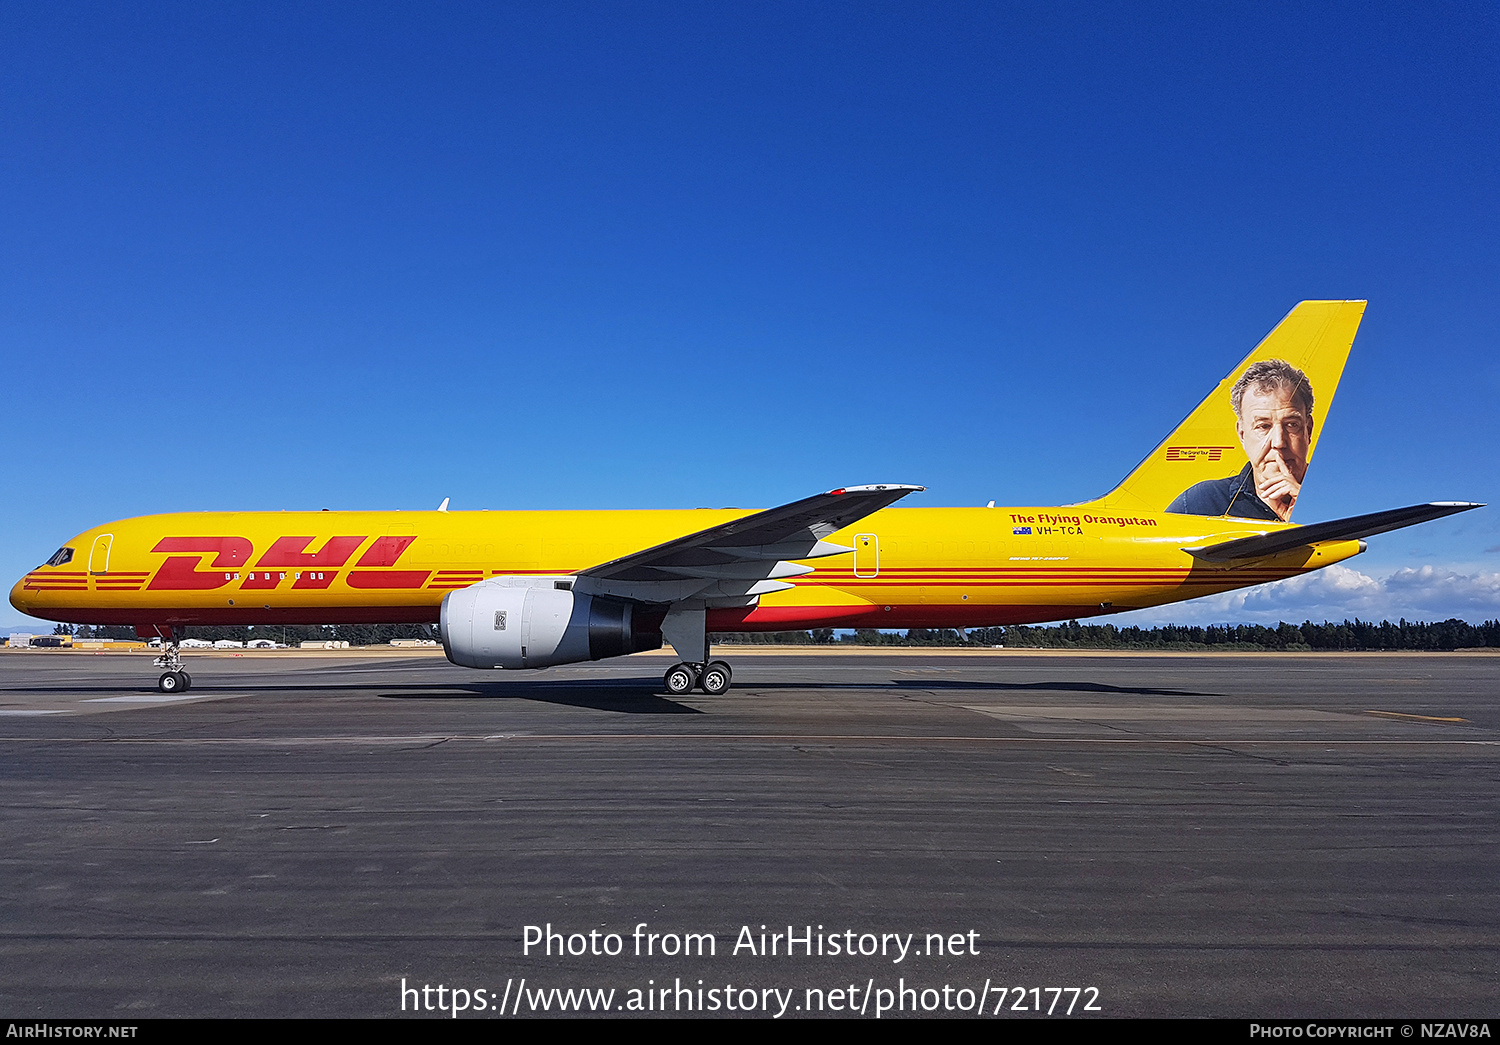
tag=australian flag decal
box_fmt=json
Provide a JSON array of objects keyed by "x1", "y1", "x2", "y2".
[{"x1": 1012, "y1": 526, "x2": 1032, "y2": 535}]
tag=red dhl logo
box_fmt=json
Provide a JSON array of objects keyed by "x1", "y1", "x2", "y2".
[
  {"x1": 145, "y1": 536, "x2": 431, "y2": 591},
  {"x1": 1164, "y1": 446, "x2": 1233, "y2": 462}
]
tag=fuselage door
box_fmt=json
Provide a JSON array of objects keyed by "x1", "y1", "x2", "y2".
[
  {"x1": 854, "y1": 533, "x2": 879, "y2": 578},
  {"x1": 88, "y1": 534, "x2": 113, "y2": 574}
]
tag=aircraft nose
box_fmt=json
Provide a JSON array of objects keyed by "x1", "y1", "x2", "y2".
[{"x1": 9, "y1": 575, "x2": 31, "y2": 616}]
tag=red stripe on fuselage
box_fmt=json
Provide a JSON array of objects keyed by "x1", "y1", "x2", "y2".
[{"x1": 347, "y1": 571, "x2": 431, "y2": 589}]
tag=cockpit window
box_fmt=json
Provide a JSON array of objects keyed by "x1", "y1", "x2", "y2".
[{"x1": 45, "y1": 547, "x2": 74, "y2": 567}]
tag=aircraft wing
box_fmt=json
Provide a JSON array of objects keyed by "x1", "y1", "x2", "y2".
[
  {"x1": 1184, "y1": 502, "x2": 1484, "y2": 563},
  {"x1": 572, "y1": 484, "x2": 924, "y2": 604}
]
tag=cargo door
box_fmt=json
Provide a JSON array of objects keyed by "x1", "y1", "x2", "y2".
[{"x1": 854, "y1": 533, "x2": 879, "y2": 578}]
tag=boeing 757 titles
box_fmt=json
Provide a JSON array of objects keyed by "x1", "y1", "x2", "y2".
[{"x1": 11, "y1": 301, "x2": 1482, "y2": 694}]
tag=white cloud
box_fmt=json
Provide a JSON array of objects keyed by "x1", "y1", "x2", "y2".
[
  {"x1": 1113, "y1": 563, "x2": 1500, "y2": 626},
  {"x1": 1384, "y1": 565, "x2": 1500, "y2": 608}
]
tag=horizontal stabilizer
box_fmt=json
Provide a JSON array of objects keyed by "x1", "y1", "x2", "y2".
[{"x1": 1184, "y1": 502, "x2": 1484, "y2": 562}]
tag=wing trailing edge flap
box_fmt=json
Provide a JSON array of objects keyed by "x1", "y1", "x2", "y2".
[
  {"x1": 1183, "y1": 502, "x2": 1484, "y2": 563},
  {"x1": 573, "y1": 484, "x2": 924, "y2": 605}
]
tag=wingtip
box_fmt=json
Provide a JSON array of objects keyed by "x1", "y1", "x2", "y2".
[{"x1": 829, "y1": 484, "x2": 926, "y2": 495}]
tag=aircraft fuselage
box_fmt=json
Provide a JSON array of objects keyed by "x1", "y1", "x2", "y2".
[{"x1": 11, "y1": 505, "x2": 1362, "y2": 634}]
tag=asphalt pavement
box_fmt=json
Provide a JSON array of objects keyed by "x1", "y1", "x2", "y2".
[{"x1": 0, "y1": 647, "x2": 1495, "y2": 1018}]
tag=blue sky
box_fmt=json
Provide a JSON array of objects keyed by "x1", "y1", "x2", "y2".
[{"x1": 2, "y1": 2, "x2": 1496, "y2": 628}]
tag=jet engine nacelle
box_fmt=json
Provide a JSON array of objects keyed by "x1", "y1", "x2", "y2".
[{"x1": 440, "y1": 580, "x2": 661, "y2": 669}]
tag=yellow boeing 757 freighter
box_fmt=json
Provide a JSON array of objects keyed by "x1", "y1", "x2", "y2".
[{"x1": 11, "y1": 301, "x2": 1481, "y2": 694}]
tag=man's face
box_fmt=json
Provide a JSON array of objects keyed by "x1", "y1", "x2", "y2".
[{"x1": 1237, "y1": 383, "x2": 1312, "y2": 494}]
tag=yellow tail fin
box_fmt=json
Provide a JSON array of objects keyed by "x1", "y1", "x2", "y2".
[{"x1": 1088, "y1": 300, "x2": 1366, "y2": 520}]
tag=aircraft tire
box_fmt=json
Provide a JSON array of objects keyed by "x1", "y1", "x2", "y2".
[
  {"x1": 180, "y1": 672, "x2": 192, "y2": 691},
  {"x1": 664, "y1": 663, "x2": 696, "y2": 696},
  {"x1": 700, "y1": 661, "x2": 732, "y2": 695},
  {"x1": 158, "y1": 671, "x2": 182, "y2": 693}
]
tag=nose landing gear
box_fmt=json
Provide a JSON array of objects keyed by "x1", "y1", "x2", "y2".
[
  {"x1": 151, "y1": 630, "x2": 192, "y2": 692},
  {"x1": 157, "y1": 669, "x2": 191, "y2": 693}
]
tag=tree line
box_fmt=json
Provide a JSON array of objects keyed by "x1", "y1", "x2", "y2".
[
  {"x1": 52, "y1": 618, "x2": 1500, "y2": 651},
  {"x1": 715, "y1": 618, "x2": 1500, "y2": 651}
]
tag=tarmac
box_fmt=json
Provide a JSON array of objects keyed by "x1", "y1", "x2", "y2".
[{"x1": 0, "y1": 646, "x2": 1495, "y2": 1018}]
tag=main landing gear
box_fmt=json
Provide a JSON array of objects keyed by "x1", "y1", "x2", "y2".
[
  {"x1": 663, "y1": 659, "x2": 732, "y2": 696},
  {"x1": 660, "y1": 608, "x2": 730, "y2": 696},
  {"x1": 152, "y1": 634, "x2": 192, "y2": 693}
]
